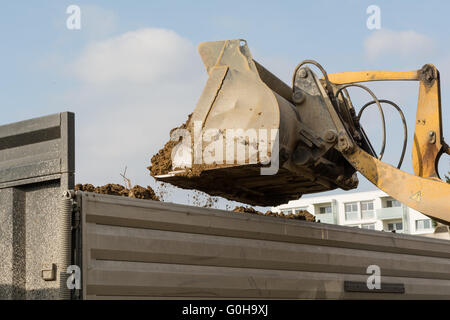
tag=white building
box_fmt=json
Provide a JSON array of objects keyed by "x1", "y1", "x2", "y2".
[{"x1": 273, "y1": 190, "x2": 438, "y2": 236}]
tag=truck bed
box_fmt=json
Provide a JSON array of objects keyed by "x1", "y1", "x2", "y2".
[{"x1": 76, "y1": 192, "x2": 450, "y2": 299}]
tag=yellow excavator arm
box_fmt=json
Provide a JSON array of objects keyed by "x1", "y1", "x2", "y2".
[
  {"x1": 151, "y1": 39, "x2": 450, "y2": 225},
  {"x1": 326, "y1": 67, "x2": 450, "y2": 224}
]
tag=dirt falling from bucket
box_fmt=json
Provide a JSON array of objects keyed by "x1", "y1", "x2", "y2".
[{"x1": 188, "y1": 189, "x2": 219, "y2": 208}]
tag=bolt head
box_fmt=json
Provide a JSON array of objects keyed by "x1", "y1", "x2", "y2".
[
  {"x1": 324, "y1": 130, "x2": 337, "y2": 143},
  {"x1": 292, "y1": 90, "x2": 305, "y2": 104}
]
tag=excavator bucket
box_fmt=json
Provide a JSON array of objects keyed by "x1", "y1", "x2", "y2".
[{"x1": 150, "y1": 39, "x2": 362, "y2": 206}]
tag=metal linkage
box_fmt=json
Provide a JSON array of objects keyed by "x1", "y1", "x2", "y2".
[{"x1": 335, "y1": 84, "x2": 387, "y2": 160}]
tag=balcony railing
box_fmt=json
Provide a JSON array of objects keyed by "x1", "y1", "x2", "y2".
[
  {"x1": 376, "y1": 207, "x2": 403, "y2": 220},
  {"x1": 315, "y1": 213, "x2": 335, "y2": 224}
]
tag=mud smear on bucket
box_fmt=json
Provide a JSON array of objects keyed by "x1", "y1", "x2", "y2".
[{"x1": 148, "y1": 113, "x2": 192, "y2": 177}]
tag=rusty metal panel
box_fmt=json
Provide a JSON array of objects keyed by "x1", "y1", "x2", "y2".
[{"x1": 80, "y1": 193, "x2": 450, "y2": 299}]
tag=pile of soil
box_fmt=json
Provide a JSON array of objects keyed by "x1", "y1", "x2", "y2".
[
  {"x1": 74, "y1": 184, "x2": 160, "y2": 201},
  {"x1": 74, "y1": 184, "x2": 315, "y2": 221},
  {"x1": 148, "y1": 114, "x2": 192, "y2": 177},
  {"x1": 233, "y1": 206, "x2": 316, "y2": 222}
]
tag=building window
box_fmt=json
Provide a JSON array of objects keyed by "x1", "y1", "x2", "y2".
[
  {"x1": 344, "y1": 202, "x2": 358, "y2": 221},
  {"x1": 319, "y1": 205, "x2": 332, "y2": 214},
  {"x1": 281, "y1": 209, "x2": 292, "y2": 215},
  {"x1": 360, "y1": 201, "x2": 374, "y2": 219},
  {"x1": 387, "y1": 221, "x2": 403, "y2": 231},
  {"x1": 386, "y1": 199, "x2": 401, "y2": 208},
  {"x1": 416, "y1": 219, "x2": 432, "y2": 230},
  {"x1": 361, "y1": 223, "x2": 375, "y2": 230},
  {"x1": 293, "y1": 207, "x2": 307, "y2": 214}
]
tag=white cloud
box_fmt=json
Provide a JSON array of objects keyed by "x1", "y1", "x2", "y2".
[
  {"x1": 72, "y1": 28, "x2": 197, "y2": 85},
  {"x1": 364, "y1": 29, "x2": 435, "y2": 61},
  {"x1": 65, "y1": 28, "x2": 206, "y2": 188}
]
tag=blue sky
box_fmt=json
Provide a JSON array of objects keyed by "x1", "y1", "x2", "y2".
[{"x1": 1, "y1": 1, "x2": 449, "y2": 207}]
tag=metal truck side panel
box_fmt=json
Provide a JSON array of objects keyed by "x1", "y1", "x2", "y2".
[
  {"x1": 0, "y1": 112, "x2": 75, "y2": 299},
  {"x1": 80, "y1": 193, "x2": 450, "y2": 299}
]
